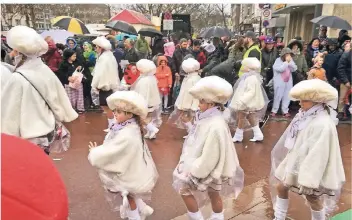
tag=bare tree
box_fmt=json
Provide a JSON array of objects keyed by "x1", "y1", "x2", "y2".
[
  {"x1": 215, "y1": 4, "x2": 229, "y2": 29},
  {"x1": 1, "y1": 4, "x2": 26, "y2": 29}
]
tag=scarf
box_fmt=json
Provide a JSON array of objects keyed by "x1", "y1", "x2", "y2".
[
  {"x1": 284, "y1": 104, "x2": 325, "y2": 150},
  {"x1": 312, "y1": 46, "x2": 320, "y2": 58},
  {"x1": 189, "y1": 107, "x2": 222, "y2": 136},
  {"x1": 105, "y1": 118, "x2": 136, "y2": 141}
]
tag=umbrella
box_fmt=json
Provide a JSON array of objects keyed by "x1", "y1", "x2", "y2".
[
  {"x1": 51, "y1": 16, "x2": 90, "y2": 34},
  {"x1": 138, "y1": 28, "x2": 163, "y2": 38},
  {"x1": 40, "y1": 29, "x2": 74, "y2": 44},
  {"x1": 310, "y1": 16, "x2": 352, "y2": 30},
  {"x1": 105, "y1": 20, "x2": 137, "y2": 35},
  {"x1": 199, "y1": 26, "x2": 233, "y2": 38}
]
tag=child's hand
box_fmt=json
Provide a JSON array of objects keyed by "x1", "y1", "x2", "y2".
[
  {"x1": 68, "y1": 76, "x2": 74, "y2": 82},
  {"x1": 88, "y1": 142, "x2": 97, "y2": 151}
]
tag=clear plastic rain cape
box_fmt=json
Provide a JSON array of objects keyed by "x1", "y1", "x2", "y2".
[
  {"x1": 227, "y1": 71, "x2": 270, "y2": 130},
  {"x1": 269, "y1": 104, "x2": 345, "y2": 217},
  {"x1": 173, "y1": 107, "x2": 244, "y2": 208},
  {"x1": 88, "y1": 119, "x2": 158, "y2": 217}
]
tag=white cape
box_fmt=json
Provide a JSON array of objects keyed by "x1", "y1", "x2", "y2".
[
  {"x1": 91, "y1": 50, "x2": 120, "y2": 91},
  {"x1": 175, "y1": 72, "x2": 201, "y2": 111},
  {"x1": 1, "y1": 57, "x2": 78, "y2": 139}
]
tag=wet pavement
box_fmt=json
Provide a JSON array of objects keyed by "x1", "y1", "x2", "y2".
[{"x1": 52, "y1": 113, "x2": 352, "y2": 220}]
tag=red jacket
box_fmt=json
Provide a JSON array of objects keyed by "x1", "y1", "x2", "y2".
[
  {"x1": 42, "y1": 40, "x2": 62, "y2": 73},
  {"x1": 124, "y1": 64, "x2": 140, "y2": 85}
]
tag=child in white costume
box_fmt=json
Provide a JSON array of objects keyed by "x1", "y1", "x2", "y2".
[
  {"x1": 88, "y1": 91, "x2": 158, "y2": 220},
  {"x1": 131, "y1": 59, "x2": 162, "y2": 139},
  {"x1": 270, "y1": 79, "x2": 345, "y2": 220},
  {"x1": 173, "y1": 76, "x2": 244, "y2": 220},
  {"x1": 168, "y1": 58, "x2": 201, "y2": 135},
  {"x1": 228, "y1": 57, "x2": 269, "y2": 143}
]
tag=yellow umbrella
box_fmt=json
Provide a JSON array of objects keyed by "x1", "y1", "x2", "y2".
[{"x1": 51, "y1": 16, "x2": 90, "y2": 35}]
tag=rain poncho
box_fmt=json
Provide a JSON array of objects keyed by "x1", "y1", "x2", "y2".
[
  {"x1": 228, "y1": 70, "x2": 269, "y2": 130},
  {"x1": 88, "y1": 119, "x2": 158, "y2": 216},
  {"x1": 173, "y1": 107, "x2": 244, "y2": 208}
]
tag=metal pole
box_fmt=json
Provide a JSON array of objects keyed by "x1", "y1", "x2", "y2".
[{"x1": 259, "y1": 16, "x2": 262, "y2": 35}]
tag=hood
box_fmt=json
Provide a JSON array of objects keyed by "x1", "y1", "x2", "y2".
[
  {"x1": 157, "y1": 55, "x2": 168, "y2": 66},
  {"x1": 66, "y1": 37, "x2": 77, "y2": 49}
]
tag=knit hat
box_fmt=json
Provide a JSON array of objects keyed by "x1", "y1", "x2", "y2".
[
  {"x1": 7, "y1": 26, "x2": 48, "y2": 57},
  {"x1": 288, "y1": 39, "x2": 303, "y2": 51},
  {"x1": 136, "y1": 59, "x2": 156, "y2": 75},
  {"x1": 241, "y1": 57, "x2": 261, "y2": 71},
  {"x1": 182, "y1": 58, "x2": 200, "y2": 73},
  {"x1": 280, "y1": 47, "x2": 294, "y2": 57},
  {"x1": 289, "y1": 79, "x2": 338, "y2": 107},
  {"x1": 258, "y1": 35, "x2": 266, "y2": 41},
  {"x1": 189, "y1": 75, "x2": 233, "y2": 104},
  {"x1": 244, "y1": 31, "x2": 256, "y2": 40},
  {"x1": 1, "y1": 134, "x2": 68, "y2": 220},
  {"x1": 63, "y1": 49, "x2": 76, "y2": 60},
  {"x1": 92, "y1": 36, "x2": 112, "y2": 50},
  {"x1": 106, "y1": 91, "x2": 148, "y2": 118}
]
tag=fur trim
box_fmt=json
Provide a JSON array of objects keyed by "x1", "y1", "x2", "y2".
[
  {"x1": 92, "y1": 36, "x2": 112, "y2": 50},
  {"x1": 136, "y1": 59, "x2": 156, "y2": 75}
]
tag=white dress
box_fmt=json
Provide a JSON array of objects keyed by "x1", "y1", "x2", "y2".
[
  {"x1": 173, "y1": 107, "x2": 244, "y2": 207},
  {"x1": 168, "y1": 72, "x2": 201, "y2": 129},
  {"x1": 88, "y1": 119, "x2": 158, "y2": 214},
  {"x1": 270, "y1": 104, "x2": 345, "y2": 214}
]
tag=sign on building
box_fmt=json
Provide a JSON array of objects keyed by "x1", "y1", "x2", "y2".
[
  {"x1": 163, "y1": 20, "x2": 173, "y2": 30},
  {"x1": 262, "y1": 7, "x2": 272, "y2": 27}
]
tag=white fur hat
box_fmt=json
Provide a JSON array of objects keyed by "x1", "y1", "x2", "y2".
[
  {"x1": 289, "y1": 79, "x2": 338, "y2": 108},
  {"x1": 189, "y1": 76, "x2": 233, "y2": 104},
  {"x1": 204, "y1": 44, "x2": 216, "y2": 53},
  {"x1": 92, "y1": 36, "x2": 111, "y2": 50},
  {"x1": 7, "y1": 26, "x2": 48, "y2": 57},
  {"x1": 136, "y1": 59, "x2": 156, "y2": 75},
  {"x1": 107, "y1": 91, "x2": 148, "y2": 119},
  {"x1": 241, "y1": 57, "x2": 261, "y2": 71},
  {"x1": 182, "y1": 58, "x2": 200, "y2": 73}
]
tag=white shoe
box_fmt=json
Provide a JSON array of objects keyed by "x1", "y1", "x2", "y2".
[
  {"x1": 249, "y1": 125, "x2": 264, "y2": 142},
  {"x1": 232, "y1": 128, "x2": 244, "y2": 142},
  {"x1": 139, "y1": 205, "x2": 154, "y2": 220},
  {"x1": 149, "y1": 128, "x2": 159, "y2": 139}
]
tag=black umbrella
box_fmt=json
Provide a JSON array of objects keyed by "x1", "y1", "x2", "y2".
[
  {"x1": 106, "y1": 20, "x2": 137, "y2": 35},
  {"x1": 138, "y1": 27, "x2": 163, "y2": 38},
  {"x1": 199, "y1": 26, "x2": 233, "y2": 38},
  {"x1": 311, "y1": 16, "x2": 352, "y2": 30}
]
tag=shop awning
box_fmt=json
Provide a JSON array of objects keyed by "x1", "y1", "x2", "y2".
[
  {"x1": 266, "y1": 17, "x2": 286, "y2": 28},
  {"x1": 273, "y1": 4, "x2": 315, "y2": 15}
]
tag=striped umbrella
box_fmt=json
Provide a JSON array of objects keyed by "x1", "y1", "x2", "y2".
[{"x1": 51, "y1": 16, "x2": 90, "y2": 35}]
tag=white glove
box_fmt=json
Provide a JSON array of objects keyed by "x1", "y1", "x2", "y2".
[
  {"x1": 88, "y1": 141, "x2": 97, "y2": 151},
  {"x1": 298, "y1": 185, "x2": 314, "y2": 195}
]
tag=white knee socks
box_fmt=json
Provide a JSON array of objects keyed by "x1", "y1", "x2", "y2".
[
  {"x1": 311, "y1": 208, "x2": 326, "y2": 220},
  {"x1": 187, "y1": 210, "x2": 204, "y2": 220},
  {"x1": 274, "y1": 196, "x2": 289, "y2": 220}
]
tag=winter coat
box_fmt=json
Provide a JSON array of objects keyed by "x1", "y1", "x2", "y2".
[
  {"x1": 155, "y1": 56, "x2": 172, "y2": 89},
  {"x1": 292, "y1": 53, "x2": 308, "y2": 74},
  {"x1": 135, "y1": 38, "x2": 150, "y2": 54},
  {"x1": 42, "y1": 40, "x2": 62, "y2": 73},
  {"x1": 152, "y1": 38, "x2": 165, "y2": 56},
  {"x1": 305, "y1": 38, "x2": 323, "y2": 68},
  {"x1": 57, "y1": 60, "x2": 79, "y2": 86},
  {"x1": 228, "y1": 46, "x2": 245, "y2": 61},
  {"x1": 66, "y1": 37, "x2": 84, "y2": 66},
  {"x1": 202, "y1": 52, "x2": 222, "y2": 76},
  {"x1": 206, "y1": 59, "x2": 236, "y2": 85},
  {"x1": 261, "y1": 48, "x2": 279, "y2": 79},
  {"x1": 322, "y1": 50, "x2": 342, "y2": 82},
  {"x1": 113, "y1": 48, "x2": 125, "y2": 80},
  {"x1": 123, "y1": 47, "x2": 140, "y2": 64},
  {"x1": 337, "y1": 51, "x2": 352, "y2": 84},
  {"x1": 173, "y1": 48, "x2": 191, "y2": 73}
]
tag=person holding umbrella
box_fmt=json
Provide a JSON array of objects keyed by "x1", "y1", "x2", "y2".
[{"x1": 318, "y1": 26, "x2": 329, "y2": 51}]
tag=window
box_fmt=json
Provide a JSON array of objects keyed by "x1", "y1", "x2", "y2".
[
  {"x1": 15, "y1": 19, "x2": 20, "y2": 26},
  {"x1": 37, "y1": 23, "x2": 44, "y2": 29}
]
